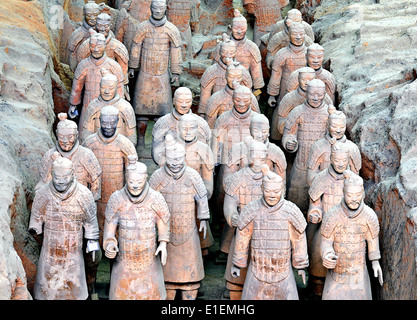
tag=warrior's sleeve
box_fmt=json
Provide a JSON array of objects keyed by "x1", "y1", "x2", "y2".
[
  {"x1": 306, "y1": 140, "x2": 325, "y2": 185},
  {"x1": 223, "y1": 174, "x2": 241, "y2": 227},
  {"x1": 168, "y1": 25, "x2": 183, "y2": 75},
  {"x1": 103, "y1": 191, "x2": 121, "y2": 248},
  {"x1": 114, "y1": 40, "x2": 130, "y2": 84},
  {"x1": 199, "y1": 145, "x2": 215, "y2": 199},
  {"x1": 286, "y1": 201, "x2": 309, "y2": 269},
  {"x1": 80, "y1": 106, "x2": 98, "y2": 144},
  {"x1": 286, "y1": 69, "x2": 300, "y2": 94},
  {"x1": 151, "y1": 117, "x2": 169, "y2": 166},
  {"x1": 79, "y1": 187, "x2": 100, "y2": 240},
  {"x1": 250, "y1": 94, "x2": 261, "y2": 113},
  {"x1": 267, "y1": 48, "x2": 287, "y2": 96},
  {"x1": 198, "y1": 67, "x2": 216, "y2": 115},
  {"x1": 232, "y1": 218, "x2": 253, "y2": 269},
  {"x1": 191, "y1": 169, "x2": 210, "y2": 221},
  {"x1": 365, "y1": 206, "x2": 381, "y2": 261},
  {"x1": 70, "y1": 63, "x2": 88, "y2": 106},
  {"x1": 348, "y1": 141, "x2": 362, "y2": 174},
  {"x1": 80, "y1": 147, "x2": 102, "y2": 201},
  {"x1": 282, "y1": 106, "x2": 301, "y2": 153},
  {"x1": 114, "y1": 8, "x2": 129, "y2": 43},
  {"x1": 247, "y1": 42, "x2": 265, "y2": 90},
  {"x1": 76, "y1": 39, "x2": 90, "y2": 66},
  {"x1": 320, "y1": 205, "x2": 338, "y2": 260},
  {"x1": 129, "y1": 22, "x2": 147, "y2": 69},
  {"x1": 120, "y1": 136, "x2": 138, "y2": 167},
  {"x1": 28, "y1": 186, "x2": 49, "y2": 235},
  {"x1": 38, "y1": 149, "x2": 54, "y2": 184},
  {"x1": 210, "y1": 120, "x2": 224, "y2": 165},
  {"x1": 151, "y1": 190, "x2": 171, "y2": 243}
]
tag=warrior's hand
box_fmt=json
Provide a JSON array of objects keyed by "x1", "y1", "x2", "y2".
[
  {"x1": 231, "y1": 265, "x2": 241, "y2": 278},
  {"x1": 128, "y1": 68, "x2": 135, "y2": 78},
  {"x1": 171, "y1": 74, "x2": 180, "y2": 87},
  {"x1": 104, "y1": 240, "x2": 119, "y2": 259},
  {"x1": 323, "y1": 252, "x2": 338, "y2": 269},
  {"x1": 372, "y1": 260, "x2": 384, "y2": 286},
  {"x1": 285, "y1": 139, "x2": 298, "y2": 152},
  {"x1": 268, "y1": 95, "x2": 277, "y2": 107},
  {"x1": 86, "y1": 240, "x2": 100, "y2": 262},
  {"x1": 68, "y1": 105, "x2": 79, "y2": 119},
  {"x1": 124, "y1": 84, "x2": 130, "y2": 101},
  {"x1": 199, "y1": 220, "x2": 207, "y2": 240},
  {"x1": 231, "y1": 213, "x2": 239, "y2": 227},
  {"x1": 297, "y1": 269, "x2": 306, "y2": 285},
  {"x1": 155, "y1": 241, "x2": 167, "y2": 265},
  {"x1": 307, "y1": 208, "x2": 322, "y2": 224}
]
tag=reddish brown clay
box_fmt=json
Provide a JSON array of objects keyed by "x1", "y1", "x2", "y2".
[
  {"x1": 282, "y1": 79, "x2": 330, "y2": 213},
  {"x1": 83, "y1": 105, "x2": 137, "y2": 244},
  {"x1": 320, "y1": 170, "x2": 383, "y2": 300},
  {"x1": 68, "y1": 1, "x2": 100, "y2": 73},
  {"x1": 198, "y1": 34, "x2": 253, "y2": 115},
  {"x1": 307, "y1": 106, "x2": 362, "y2": 185},
  {"x1": 103, "y1": 156, "x2": 170, "y2": 300},
  {"x1": 231, "y1": 164, "x2": 308, "y2": 300},
  {"x1": 149, "y1": 139, "x2": 210, "y2": 300},
  {"x1": 80, "y1": 68, "x2": 137, "y2": 146},
  {"x1": 29, "y1": 153, "x2": 100, "y2": 300}
]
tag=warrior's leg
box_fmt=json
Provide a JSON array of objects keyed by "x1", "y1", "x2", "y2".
[
  {"x1": 165, "y1": 289, "x2": 177, "y2": 300},
  {"x1": 136, "y1": 116, "x2": 148, "y2": 147},
  {"x1": 181, "y1": 289, "x2": 198, "y2": 300}
]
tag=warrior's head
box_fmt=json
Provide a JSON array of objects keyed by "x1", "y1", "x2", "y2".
[
  {"x1": 178, "y1": 113, "x2": 198, "y2": 143},
  {"x1": 100, "y1": 68, "x2": 118, "y2": 101},
  {"x1": 231, "y1": 9, "x2": 247, "y2": 41},
  {"x1": 233, "y1": 84, "x2": 252, "y2": 114},
  {"x1": 126, "y1": 155, "x2": 148, "y2": 197},
  {"x1": 307, "y1": 43, "x2": 325, "y2": 71},
  {"x1": 51, "y1": 152, "x2": 74, "y2": 193},
  {"x1": 99, "y1": 105, "x2": 119, "y2": 138},
  {"x1": 297, "y1": 66, "x2": 316, "y2": 92},
  {"x1": 164, "y1": 134, "x2": 186, "y2": 174},
  {"x1": 328, "y1": 106, "x2": 346, "y2": 140},
  {"x1": 150, "y1": 0, "x2": 167, "y2": 21},
  {"x1": 285, "y1": 9, "x2": 302, "y2": 29},
  {"x1": 56, "y1": 113, "x2": 78, "y2": 152},
  {"x1": 225, "y1": 59, "x2": 245, "y2": 89},
  {"x1": 84, "y1": 0, "x2": 100, "y2": 27},
  {"x1": 247, "y1": 136, "x2": 268, "y2": 173},
  {"x1": 89, "y1": 29, "x2": 106, "y2": 59},
  {"x1": 261, "y1": 164, "x2": 285, "y2": 206},
  {"x1": 288, "y1": 22, "x2": 305, "y2": 47},
  {"x1": 250, "y1": 113, "x2": 269, "y2": 143},
  {"x1": 306, "y1": 78, "x2": 326, "y2": 108},
  {"x1": 330, "y1": 140, "x2": 349, "y2": 174},
  {"x1": 219, "y1": 33, "x2": 237, "y2": 65},
  {"x1": 173, "y1": 87, "x2": 193, "y2": 116},
  {"x1": 96, "y1": 13, "x2": 112, "y2": 38},
  {"x1": 343, "y1": 170, "x2": 365, "y2": 210}
]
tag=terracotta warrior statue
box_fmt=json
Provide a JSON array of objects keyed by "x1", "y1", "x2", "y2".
[
  {"x1": 83, "y1": 105, "x2": 137, "y2": 244},
  {"x1": 68, "y1": 1, "x2": 100, "y2": 73},
  {"x1": 76, "y1": 13, "x2": 130, "y2": 101},
  {"x1": 212, "y1": 9, "x2": 265, "y2": 97},
  {"x1": 320, "y1": 170, "x2": 383, "y2": 300},
  {"x1": 306, "y1": 141, "x2": 350, "y2": 296},
  {"x1": 222, "y1": 139, "x2": 268, "y2": 300},
  {"x1": 121, "y1": 0, "x2": 152, "y2": 22},
  {"x1": 204, "y1": 61, "x2": 260, "y2": 128},
  {"x1": 224, "y1": 113, "x2": 287, "y2": 186},
  {"x1": 307, "y1": 106, "x2": 362, "y2": 185},
  {"x1": 286, "y1": 43, "x2": 336, "y2": 103},
  {"x1": 103, "y1": 156, "x2": 170, "y2": 300},
  {"x1": 231, "y1": 164, "x2": 308, "y2": 300},
  {"x1": 282, "y1": 79, "x2": 330, "y2": 213},
  {"x1": 129, "y1": 0, "x2": 183, "y2": 148},
  {"x1": 152, "y1": 87, "x2": 211, "y2": 165},
  {"x1": 243, "y1": 0, "x2": 289, "y2": 46},
  {"x1": 69, "y1": 30, "x2": 125, "y2": 125},
  {"x1": 166, "y1": 0, "x2": 200, "y2": 59},
  {"x1": 261, "y1": 8, "x2": 314, "y2": 63},
  {"x1": 267, "y1": 22, "x2": 308, "y2": 106},
  {"x1": 198, "y1": 34, "x2": 253, "y2": 115},
  {"x1": 29, "y1": 153, "x2": 100, "y2": 300},
  {"x1": 149, "y1": 139, "x2": 210, "y2": 300},
  {"x1": 80, "y1": 68, "x2": 136, "y2": 146}
]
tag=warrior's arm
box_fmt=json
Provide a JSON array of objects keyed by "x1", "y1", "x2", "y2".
[
  {"x1": 223, "y1": 193, "x2": 239, "y2": 227},
  {"x1": 232, "y1": 220, "x2": 254, "y2": 269},
  {"x1": 200, "y1": 165, "x2": 214, "y2": 200},
  {"x1": 69, "y1": 69, "x2": 87, "y2": 106},
  {"x1": 289, "y1": 224, "x2": 309, "y2": 269},
  {"x1": 267, "y1": 55, "x2": 285, "y2": 96}
]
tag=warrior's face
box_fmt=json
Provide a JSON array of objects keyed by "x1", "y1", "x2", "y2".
[
  {"x1": 179, "y1": 120, "x2": 198, "y2": 142},
  {"x1": 165, "y1": 152, "x2": 185, "y2": 174},
  {"x1": 100, "y1": 79, "x2": 118, "y2": 101},
  {"x1": 329, "y1": 118, "x2": 346, "y2": 140},
  {"x1": 85, "y1": 9, "x2": 100, "y2": 27},
  {"x1": 100, "y1": 114, "x2": 119, "y2": 137},
  {"x1": 151, "y1": 0, "x2": 167, "y2": 20},
  {"x1": 251, "y1": 122, "x2": 269, "y2": 143},
  {"x1": 90, "y1": 39, "x2": 106, "y2": 59},
  {"x1": 306, "y1": 85, "x2": 326, "y2": 108},
  {"x1": 331, "y1": 152, "x2": 349, "y2": 174},
  {"x1": 220, "y1": 44, "x2": 237, "y2": 65},
  {"x1": 96, "y1": 19, "x2": 111, "y2": 38},
  {"x1": 174, "y1": 92, "x2": 193, "y2": 115},
  {"x1": 52, "y1": 166, "x2": 74, "y2": 193},
  {"x1": 226, "y1": 68, "x2": 243, "y2": 89},
  {"x1": 57, "y1": 130, "x2": 78, "y2": 152},
  {"x1": 289, "y1": 27, "x2": 305, "y2": 46},
  {"x1": 344, "y1": 184, "x2": 364, "y2": 210},
  {"x1": 233, "y1": 91, "x2": 251, "y2": 114},
  {"x1": 307, "y1": 50, "x2": 324, "y2": 71},
  {"x1": 262, "y1": 181, "x2": 284, "y2": 207},
  {"x1": 231, "y1": 20, "x2": 247, "y2": 41},
  {"x1": 248, "y1": 148, "x2": 267, "y2": 173},
  {"x1": 127, "y1": 171, "x2": 148, "y2": 196},
  {"x1": 298, "y1": 72, "x2": 315, "y2": 91}
]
